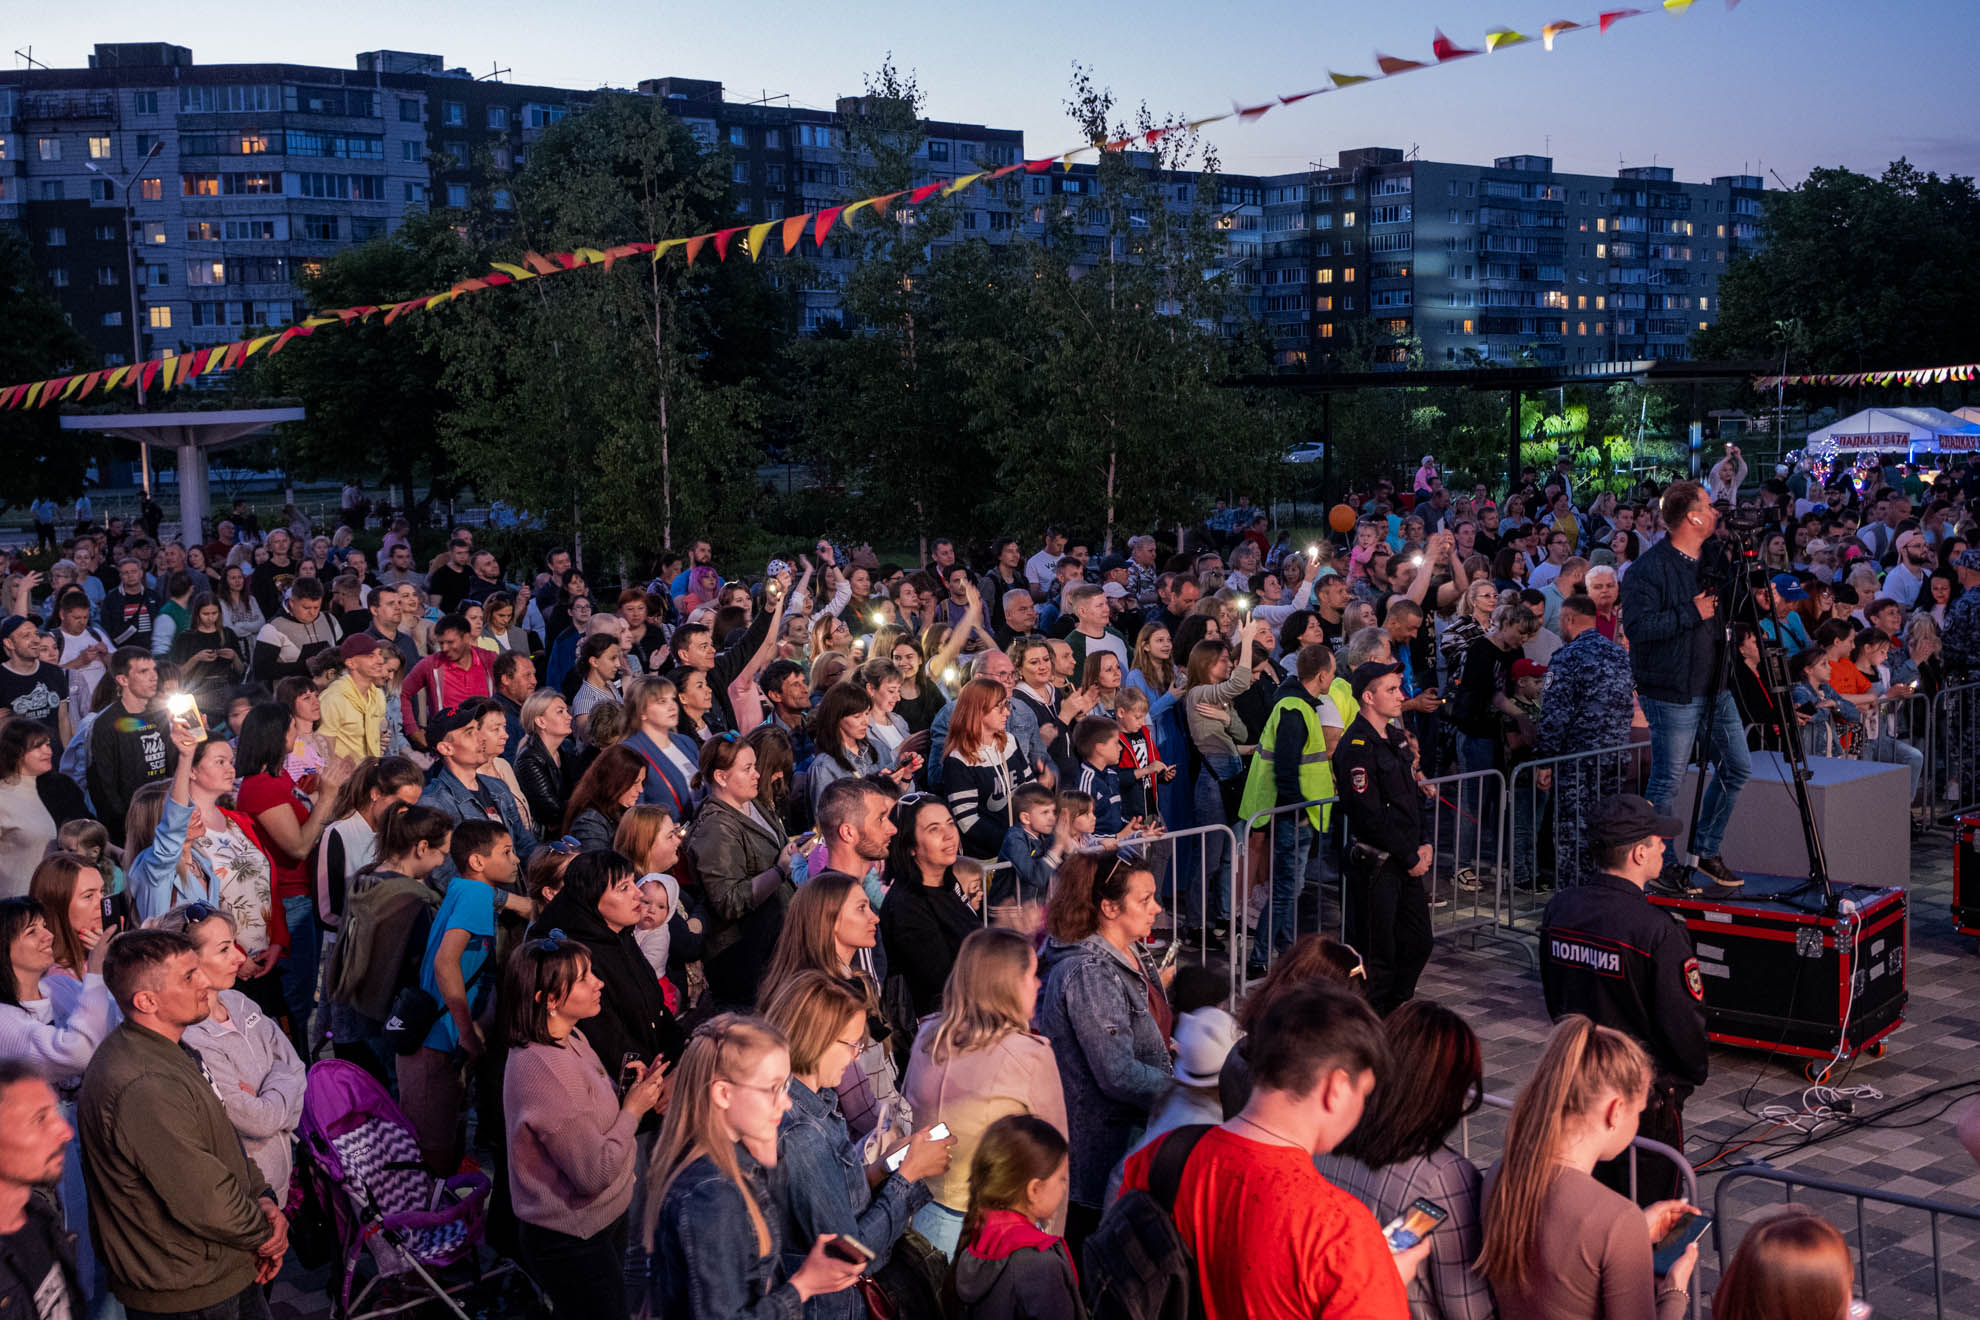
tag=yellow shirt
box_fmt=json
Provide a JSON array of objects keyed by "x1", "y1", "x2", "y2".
[{"x1": 318, "y1": 673, "x2": 385, "y2": 760}]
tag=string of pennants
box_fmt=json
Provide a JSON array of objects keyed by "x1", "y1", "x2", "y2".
[
  {"x1": 0, "y1": 0, "x2": 1737, "y2": 412},
  {"x1": 1755, "y1": 363, "x2": 1980, "y2": 390}
]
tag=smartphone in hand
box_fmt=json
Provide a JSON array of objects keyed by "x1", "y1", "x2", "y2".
[
  {"x1": 823, "y1": 1235, "x2": 874, "y2": 1266},
  {"x1": 1651, "y1": 1212, "x2": 1712, "y2": 1275},
  {"x1": 1382, "y1": 1198, "x2": 1448, "y2": 1253}
]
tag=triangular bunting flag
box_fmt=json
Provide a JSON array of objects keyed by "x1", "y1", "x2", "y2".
[
  {"x1": 523, "y1": 251, "x2": 560, "y2": 275},
  {"x1": 711, "y1": 227, "x2": 745, "y2": 261},
  {"x1": 814, "y1": 207, "x2": 844, "y2": 247},
  {"x1": 867, "y1": 191, "x2": 905, "y2": 218},
  {"x1": 1375, "y1": 53, "x2": 1427, "y2": 74},
  {"x1": 781, "y1": 214, "x2": 809, "y2": 254},
  {"x1": 908, "y1": 182, "x2": 945, "y2": 205},
  {"x1": 653, "y1": 238, "x2": 688, "y2": 262},
  {"x1": 1023, "y1": 157, "x2": 1055, "y2": 174},
  {"x1": 944, "y1": 172, "x2": 984, "y2": 195},
  {"x1": 1234, "y1": 100, "x2": 1274, "y2": 121},
  {"x1": 104, "y1": 366, "x2": 129, "y2": 390},
  {"x1": 24, "y1": 382, "x2": 44, "y2": 409},
  {"x1": 245, "y1": 336, "x2": 275, "y2": 359},
  {"x1": 60, "y1": 374, "x2": 84, "y2": 400},
  {"x1": 1486, "y1": 29, "x2": 1529, "y2": 50},
  {"x1": 76, "y1": 371, "x2": 100, "y2": 401},
  {"x1": 682, "y1": 235, "x2": 710, "y2": 266},
  {"x1": 1599, "y1": 9, "x2": 1644, "y2": 32},
  {"x1": 745, "y1": 220, "x2": 775, "y2": 262},
  {"x1": 426, "y1": 292, "x2": 455, "y2": 310},
  {"x1": 1189, "y1": 113, "x2": 1232, "y2": 129},
  {"x1": 1662, "y1": 0, "x2": 1695, "y2": 10},
  {"x1": 988, "y1": 163, "x2": 1022, "y2": 179},
  {"x1": 1541, "y1": 20, "x2": 1583, "y2": 47},
  {"x1": 140, "y1": 360, "x2": 161, "y2": 392},
  {"x1": 490, "y1": 262, "x2": 535, "y2": 281},
  {"x1": 1329, "y1": 71, "x2": 1372, "y2": 88},
  {"x1": 1433, "y1": 29, "x2": 1482, "y2": 59}
]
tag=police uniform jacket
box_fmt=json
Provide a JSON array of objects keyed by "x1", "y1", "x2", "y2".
[
  {"x1": 1332, "y1": 713, "x2": 1430, "y2": 863},
  {"x1": 1539, "y1": 872, "x2": 1710, "y2": 1087}
]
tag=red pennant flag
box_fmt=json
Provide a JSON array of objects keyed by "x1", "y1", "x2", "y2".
[
  {"x1": 780, "y1": 214, "x2": 809, "y2": 255},
  {"x1": 1023, "y1": 158, "x2": 1055, "y2": 174},
  {"x1": 1376, "y1": 53, "x2": 1427, "y2": 74},
  {"x1": 0, "y1": 385, "x2": 18, "y2": 410},
  {"x1": 1433, "y1": 29, "x2": 1481, "y2": 59},
  {"x1": 813, "y1": 208, "x2": 845, "y2": 247},
  {"x1": 140, "y1": 360, "x2": 161, "y2": 392},
  {"x1": 1277, "y1": 90, "x2": 1323, "y2": 106},
  {"x1": 1235, "y1": 101, "x2": 1274, "y2": 121},
  {"x1": 908, "y1": 182, "x2": 945, "y2": 205},
  {"x1": 1599, "y1": 9, "x2": 1644, "y2": 32},
  {"x1": 711, "y1": 227, "x2": 745, "y2": 261},
  {"x1": 988, "y1": 163, "x2": 1022, "y2": 179}
]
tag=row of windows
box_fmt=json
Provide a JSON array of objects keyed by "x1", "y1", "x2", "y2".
[{"x1": 185, "y1": 256, "x2": 293, "y2": 286}]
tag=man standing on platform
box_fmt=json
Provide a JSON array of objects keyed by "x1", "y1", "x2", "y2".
[
  {"x1": 1538, "y1": 795, "x2": 1709, "y2": 1203},
  {"x1": 1617, "y1": 480, "x2": 1747, "y2": 893}
]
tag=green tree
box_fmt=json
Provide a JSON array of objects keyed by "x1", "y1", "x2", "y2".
[
  {"x1": 0, "y1": 230, "x2": 102, "y2": 506},
  {"x1": 1695, "y1": 161, "x2": 1980, "y2": 371},
  {"x1": 429, "y1": 93, "x2": 788, "y2": 569}
]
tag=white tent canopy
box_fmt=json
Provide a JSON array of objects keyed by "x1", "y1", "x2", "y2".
[{"x1": 1805, "y1": 406, "x2": 1980, "y2": 455}]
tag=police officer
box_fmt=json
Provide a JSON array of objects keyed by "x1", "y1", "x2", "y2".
[
  {"x1": 1332, "y1": 660, "x2": 1433, "y2": 1015},
  {"x1": 1938, "y1": 549, "x2": 1980, "y2": 799},
  {"x1": 1539, "y1": 794, "x2": 1710, "y2": 1202},
  {"x1": 1536, "y1": 594, "x2": 1636, "y2": 886}
]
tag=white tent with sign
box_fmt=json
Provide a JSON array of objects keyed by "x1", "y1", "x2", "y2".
[{"x1": 1804, "y1": 406, "x2": 1980, "y2": 457}]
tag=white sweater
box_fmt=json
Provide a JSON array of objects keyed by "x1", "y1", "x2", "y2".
[{"x1": 0, "y1": 972, "x2": 118, "y2": 1090}]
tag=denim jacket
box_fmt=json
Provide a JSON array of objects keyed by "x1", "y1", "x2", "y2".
[
  {"x1": 419, "y1": 766, "x2": 540, "y2": 875},
  {"x1": 1034, "y1": 934, "x2": 1173, "y2": 1207},
  {"x1": 777, "y1": 1080, "x2": 928, "y2": 1320},
  {"x1": 652, "y1": 1145, "x2": 804, "y2": 1320}
]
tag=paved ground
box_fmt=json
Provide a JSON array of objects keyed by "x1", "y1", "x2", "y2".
[{"x1": 268, "y1": 833, "x2": 1980, "y2": 1319}]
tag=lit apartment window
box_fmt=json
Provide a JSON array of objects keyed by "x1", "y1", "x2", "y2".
[
  {"x1": 1699, "y1": 296, "x2": 1710, "y2": 310},
  {"x1": 38, "y1": 137, "x2": 61, "y2": 161},
  {"x1": 1318, "y1": 324, "x2": 1334, "y2": 338},
  {"x1": 1595, "y1": 296, "x2": 1606, "y2": 310},
  {"x1": 139, "y1": 177, "x2": 163, "y2": 202},
  {"x1": 1342, "y1": 211, "x2": 1356, "y2": 227},
  {"x1": 1595, "y1": 244, "x2": 1606, "y2": 258},
  {"x1": 149, "y1": 305, "x2": 172, "y2": 328},
  {"x1": 1462, "y1": 320, "x2": 1474, "y2": 335},
  {"x1": 1576, "y1": 295, "x2": 1587, "y2": 309},
  {"x1": 88, "y1": 136, "x2": 112, "y2": 159},
  {"x1": 1578, "y1": 322, "x2": 1588, "y2": 336},
  {"x1": 1699, "y1": 321, "x2": 1708, "y2": 331},
  {"x1": 1595, "y1": 322, "x2": 1606, "y2": 335},
  {"x1": 1344, "y1": 268, "x2": 1356, "y2": 282},
  {"x1": 1316, "y1": 269, "x2": 1333, "y2": 284}
]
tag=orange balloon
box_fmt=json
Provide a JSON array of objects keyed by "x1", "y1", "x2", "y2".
[{"x1": 1328, "y1": 503, "x2": 1356, "y2": 534}]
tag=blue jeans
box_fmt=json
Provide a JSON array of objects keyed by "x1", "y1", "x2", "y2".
[
  {"x1": 1255, "y1": 813, "x2": 1313, "y2": 963},
  {"x1": 914, "y1": 1199, "x2": 965, "y2": 1260},
  {"x1": 1454, "y1": 735, "x2": 1500, "y2": 874},
  {"x1": 279, "y1": 894, "x2": 319, "y2": 1054},
  {"x1": 1185, "y1": 756, "x2": 1241, "y2": 929},
  {"x1": 1641, "y1": 690, "x2": 1753, "y2": 863}
]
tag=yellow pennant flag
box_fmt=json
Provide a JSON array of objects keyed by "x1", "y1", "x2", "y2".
[
  {"x1": 1188, "y1": 114, "x2": 1230, "y2": 131},
  {"x1": 1663, "y1": 0, "x2": 1696, "y2": 10},
  {"x1": 104, "y1": 366, "x2": 129, "y2": 391},
  {"x1": 944, "y1": 172, "x2": 984, "y2": 196},
  {"x1": 425, "y1": 292, "x2": 454, "y2": 310},
  {"x1": 23, "y1": 382, "x2": 43, "y2": 409},
  {"x1": 245, "y1": 335, "x2": 276, "y2": 359},
  {"x1": 745, "y1": 221, "x2": 776, "y2": 261},
  {"x1": 1329, "y1": 71, "x2": 1372, "y2": 87},
  {"x1": 61, "y1": 375, "x2": 84, "y2": 400},
  {"x1": 1486, "y1": 29, "x2": 1530, "y2": 50},
  {"x1": 653, "y1": 238, "x2": 688, "y2": 262},
  {"x1": 490, "y1": 262, "x2": 536, "y2": 281}
]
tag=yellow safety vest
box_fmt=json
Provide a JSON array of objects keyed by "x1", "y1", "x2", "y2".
[{"x1": 1239, "y1": 687, "x2": 1337, "y2": 831}]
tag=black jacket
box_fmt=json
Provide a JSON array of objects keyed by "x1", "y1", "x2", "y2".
[
  {"x1": 1618, "y1": 536, "x2": 1725, "y2": 704},
  {"x1": 514, "y1": 738, "x2": 579, "y2": 838},
  {"x1": 1539, "y1": 871, "x2": 1710, "y2": 1087},
  {"x1": 536, "y1": 887, "x2": 685, "y2": 1074},
  {"x1": 879, "y1": 872, "x2": 980, "y2": 1019},
  {"x1": 0, "y1": 1191, "x2": 84, "y2": 1320},
  {"x1": 1330, "y1": 713, "x2": 1430, "y2": 862}
]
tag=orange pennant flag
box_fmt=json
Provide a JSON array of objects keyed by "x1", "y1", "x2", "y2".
[
  {"x1": 781, "y1": 214, "x2": 810, "y2": 254},
  {"x1": 76, "y1": 371, "x2": 100, "y2": 401},
  {"x1": 682, "y1": 235, "x2": 710, "y2": 266},
  {"x1": 814, "y1": 207, "x2": 845, "y2": 247},
  {"x1": 523, "y1": 251, "x2": 560, "y2": 275},
  {"x1": 1375, "y1": 53, "x2": 1427, "y2": 74},
  {"x1": 744, "y1": 221, "x2": 776, "y2": 262},
  {"x1": 866, "y1": 191, "x2": 905, "y2": 219},
  {"x1": 1541, "y1": 20, "x2": 1583, "y2": 47}
]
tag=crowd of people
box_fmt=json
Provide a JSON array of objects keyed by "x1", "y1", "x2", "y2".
[{"x1": 0, "y1": 449, "x2": 1934, "y2": 1319}]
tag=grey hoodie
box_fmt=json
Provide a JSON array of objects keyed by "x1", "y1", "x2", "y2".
[{"x1": 183, "y1": 988, "x2": 308, "y2": 1194}]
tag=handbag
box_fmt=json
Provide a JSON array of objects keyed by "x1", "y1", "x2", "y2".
[
  {"x1": 856, "y1": 1226, "x2": 946, "y2": 1320},
  {"x1": 381, "y1": 985, "x2": 443, "y2": 1056}
]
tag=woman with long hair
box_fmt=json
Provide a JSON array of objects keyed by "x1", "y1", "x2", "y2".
[
  {"x1": 810, "y1": 613, "x2": 853, "y2": 664},
  {"x1": 1034, "y1": 852, "x2": 1171, "y2": 1253},
  {"x1": 763, "y1": 973, "x2": 951, "y2": 1319},
  {"x1": 1712, "y1": 1209, "x2": 1855, "y2": 1320},
  {"x1": 1217, "y1": 932, "x2": 1366, "y2": 1114},
  {"x1": 805, "y1": 681, "x2": 885, "y2": 815},
  {"x1": 314, "y1": 756, "x2": 425, "y2": 934},
  {"x1": 1181, "y1": 618, "x2": 1266, "y2": 947},
  {"x1": 1441, "y1": 580, "x2": 1502, "y2": 675},
  {"x1": 1477, "y1": 1015, "x2": 1699, "y2": 1320},
  {"x1": 1081, "y1": 651, "x2": 1124, "y2": 717},
  {"x1": 1491, "y1": 546, "x2": 1528, "y2": 594},
  {"x1": 1126, "y1": 623, "x2": 1176, "y2": 702},
  {"x1": 28, "y1": 852, "x2": 108, "y2": 982},
  {"x1": 219, "y1": 562, "x2": 266, "y2": 647},
  {"x1": 676, "y1": 667, "x2": 719, "y2": 744},
  {"x1": 942, "y1": 677, "x2": 1038, "y2": 859},
  {"x1": 516, "y1": 689, "x2": 581, "y2": 836},
  {"x1": 502, "y1": 933, "x2": 671, "y2": 1320},
  {"x1": 879, "y1": 795, "x2": 979, "y2": 1020},
  {"x1": 168, "y1": 593, "x2": 244, "y2": 710},
  {"x1": 1318, "y1": 1000, "x2": 1491, "y2": 1320},
  {"x1": 644, "y1": 1014, "x2": 866, "y2": 1315},
  {"x1": 683, "y1": 737, "x2": 799, "y2": 1009},
  {"x1": 272, "y1": 675, "x2": 332, "y2": 786},
  {"x1": 741, "y1": 723, "x2": 799, "y2": 831},
  {"x1": 889, "y1": 634, "x2": 943, "y2": 733},
  {"x1": 949, "y1": 1114, "x2": 1077, "y2": 1320},
  {"x1": 757, "y1": 871, "x2": 898, "y2": 1140},
  {"x1": 0, "y1": 717, "x2": 57, "y2": 887},
  {"x1": 620, "y1": 675, "x2": 701, "y2": 822},
  {"x1": 0, "y1": 893, "x2": 113, "y2": 1086},
  {"x1": 564, "y1": 744, "x2": 647, "y2": 852},
  {"x1": 152, "y1": 902, "x2": 307, "y2": 1196},
  {"x1": 324, "y1": 801, "x2": 452, "y2": 1069},
  {"x1": 904, "y1": 928, "x2": 1066, "y2": 1258}
]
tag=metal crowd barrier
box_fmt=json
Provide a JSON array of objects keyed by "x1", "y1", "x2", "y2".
[
  {"x1": 1504, "y1": 740, "x2": 1654, "y2": 925},
  {"x1": 1713, "y1": 1163, "x2": 1980, "y2": 1320},
  {"x1": 1925, "y1": 680, "x2": 1980, "y2": 825},
  {"x1": 1233, "y1": 796, "x2": 1338, "y2": 973}
]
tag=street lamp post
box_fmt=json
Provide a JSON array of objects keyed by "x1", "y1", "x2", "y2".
[{"x1": 87, "y1": 139, "x2": 163, "y2": 494}]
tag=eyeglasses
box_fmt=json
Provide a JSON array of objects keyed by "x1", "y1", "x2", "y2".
[
  {"x1": 835, "y1": 1035, "x2": 866, "y2": 1053},
  {"x1": 724, "y1": 1074, "x2": 794, "y2": 1100}
]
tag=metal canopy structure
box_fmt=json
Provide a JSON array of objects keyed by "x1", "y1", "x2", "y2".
[
  {"x1": 60, "y1": 408, "x2": 304, "y2": 541},
  {"x1": 1227, "y1": 359, "x2": 1771, "y2": 492}
]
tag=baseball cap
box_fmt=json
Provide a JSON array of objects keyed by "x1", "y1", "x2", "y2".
[
  {"x1": 339, "y1": 633, "x2": 380, "y2": 660},
  {"x1": 1587, "y1": 794, "x2": 1683, "y2": 849},
  {"x1": 1960, "y1": 548, "x2": 1980, "y2": 571},
  {"x1": 1348, "y1": 660, "x2": 1403, "y2": 698},
  {"x1": 1172, "y1": 1007, "x2": 1240, "y2": 1087},
  {"x1": 0, "y1": 614, "x2": 34, "y2": 645},
  {"x1": 1769, "y1": 573, "x2": 1809, "y2": 602},
  {"x1": 1096, "y1": 555, "x2": 1129, "y2": 576},
  {"x1": 1895, "y1": 529, "x2": 1924, "y2": 556},
  {"x1": 1511, "y1": 658, "x2": 1547, "y2": 681},
  {"x1": 426, "y1": 705, "x2": 484, "y2": 750},
  {"x1": 1101, "y1": 581, "x2": 1128, "y2": 600}
]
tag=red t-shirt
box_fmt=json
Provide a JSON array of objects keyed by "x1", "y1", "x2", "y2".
[
  {"x1": 1119, "y1": 1127, "x2": 1408, "y2": 1320},
  {"x1": 237, "y1": 771, "x2": 311, "y2": 900}
]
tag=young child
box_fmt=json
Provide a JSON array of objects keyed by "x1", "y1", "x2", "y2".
[
  {"x1": 995, "y1": 782, "x2": 1064, "y2": 915},
  {"x1": 1112, "y1": 686, "x2": 1174, "y2": 822},
  {"x1": 952, "y1": 857, "x2": 986, "y2": 915},
  {"x1": 1055, "y1": 789, "x2": 1097, "y2": 851},
  {"x1": 1509, "y1": 658, "x2": 1547, "y2": 726},
  {"x1": 56, "y1": 817, "x2": 126, "y2": 897},
  {"x1": 1072, "y1": 716, "x2": 1127, "y2": 839},
  {"x1": 1791, "y1": 646, "x2": 1856, "y2": 756},
  {"x1": 951, "y1": 1115, "x2": 1078, "y2": 1320},
  {"x1": 634, "y1": 875, "x2": 683, "y2": 1012}
]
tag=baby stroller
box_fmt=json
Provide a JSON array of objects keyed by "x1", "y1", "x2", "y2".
[{"x1": 299, "y1": 1059, "x2": 536, "y2": 1320}]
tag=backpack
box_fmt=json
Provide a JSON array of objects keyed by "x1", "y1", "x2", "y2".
[{"x1": 1081, "y1": 1124, "x2": 1212, "y2": 1320}]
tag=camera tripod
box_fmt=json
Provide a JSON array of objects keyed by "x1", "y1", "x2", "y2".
[{"x1": 1674, "y1": 524, "x2": 1835, "y2": 913}]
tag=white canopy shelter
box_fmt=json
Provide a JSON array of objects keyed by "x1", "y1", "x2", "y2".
[
  {"x1": 1805, "y1": 406, "x2": 1980, "y2": 456},
  {"x1": 60, "y1": 408, "x2": 304, "y2": 541}
]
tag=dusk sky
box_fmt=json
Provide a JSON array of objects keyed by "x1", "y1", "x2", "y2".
[{"x1": 13, "y1": 0, "x2": 1980, "y2": 185}]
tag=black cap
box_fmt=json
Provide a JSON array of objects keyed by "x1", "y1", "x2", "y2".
[
  {"x1": 1348, "y1": 660, "x2": 1403, "y2": 698},
  {"x1": 1096, "y1": 555, "x2": 1129, "y2": 576},
  {"x1": 1587, "y1": 794, "x2": 1682, "y2": 849},
  {"x1": 426, "y1": 704, "x2": 484, "y2": 750}
]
